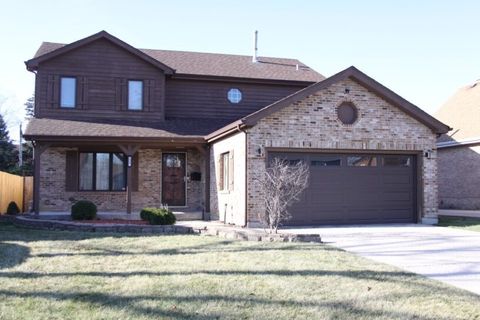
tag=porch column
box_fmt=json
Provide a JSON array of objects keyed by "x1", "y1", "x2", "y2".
[
  {"x1": 195, "y1": 145, "x2": 210, "y2": 220},
  {"x1": 205, "y1": 145, "x2": 211, "y2": 217},
  {"x1": 33, "y1": 142, "x2": 49, "y2": 216},
  {"x1": 118, "y1": 144, "x2": 140, "y2": 214}
]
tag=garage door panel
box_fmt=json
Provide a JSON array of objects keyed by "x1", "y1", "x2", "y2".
[{"x1": 269, "y1": 152, "x2": 416, "y2": 225}]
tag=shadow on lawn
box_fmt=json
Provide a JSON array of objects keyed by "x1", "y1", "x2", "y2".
[
  {"x1": 0, "y1": 242, "x2": 30, "y2": 270},
  {"x1": 0, "y1": 287, "x2": 462, "y2": 320}
]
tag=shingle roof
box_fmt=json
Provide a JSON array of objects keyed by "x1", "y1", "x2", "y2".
[
  {"x1": 206, "y1": 66, "x2": 451, "y2": 141},
  {"x1": 32, "y1": 39, "x2": 324, "y2": 82},
  {"x1": 24, "y1": 118, "x2": 230, "y2": 141},
  {"x1": 435, "y1": 80, "x2": 480, "y2": 142}
]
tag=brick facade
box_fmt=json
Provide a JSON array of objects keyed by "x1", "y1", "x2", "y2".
[
  {"x1": 243, "y1": 79, "x2": 438, "y2": 225},
  {"x1": 438, "y1": 144, "x2": 480, "y2": 210},
  {"x1": 39, "y1": 148, "x2": 205, "y2": 212}
]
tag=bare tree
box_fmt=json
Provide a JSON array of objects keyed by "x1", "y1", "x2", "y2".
[{"x1": 256, "y1": 158, "x2": 309, "y2": 233}]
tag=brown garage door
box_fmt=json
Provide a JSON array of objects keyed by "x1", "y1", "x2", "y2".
[{"x1": 268, "y1": 152, "x2": 417, "y2": 225}]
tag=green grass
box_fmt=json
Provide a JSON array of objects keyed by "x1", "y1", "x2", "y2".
[
  {"x1": 438, "y1": 216, "x2": 480, "y2": 232},
  {"x1": 0, "y1": 223, "x2": 479, "y2": 320}
]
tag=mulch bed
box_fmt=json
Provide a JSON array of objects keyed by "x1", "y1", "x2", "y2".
[{"x1": 75, "y1": 219, "x2": 148, "y2": 225}]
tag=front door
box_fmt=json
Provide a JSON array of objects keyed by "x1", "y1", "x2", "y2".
[{"x1": 162, "y1": 153, "x2": 186, "y2": 206}]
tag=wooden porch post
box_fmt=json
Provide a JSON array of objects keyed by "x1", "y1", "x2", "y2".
[
  {"x1": 118, "y1": 144, "x2": 140, "y2": 214},
  {"x1": 33, "y1": 143, "x2": 49, "y2": 216}
]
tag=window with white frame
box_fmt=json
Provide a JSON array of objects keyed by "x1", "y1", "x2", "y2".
[
  {"x1": 220, "y1": 152, "x2": 230, "y2": 191},
  {"x1": 227, "y1": 88, "x2": 242, "y2": 104},
  {"x1": 128, "y1": 80, "x2": 143, "y2": 110},
  {"x1": 60, "y1": 77, "x2": 76, "y2": 108}
]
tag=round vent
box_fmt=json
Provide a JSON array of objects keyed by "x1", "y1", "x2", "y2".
[{"x1": 337, "y1": 102, "x2": 358, "y2": 125}]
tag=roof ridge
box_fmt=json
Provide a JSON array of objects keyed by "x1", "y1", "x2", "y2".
[{"x1": 38, "y1": 41, "x2": 307, "y2": 64}]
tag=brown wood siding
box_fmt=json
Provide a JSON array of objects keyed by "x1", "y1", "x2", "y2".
[
  {"x1": 35, "y1": 38, "x2": 165, "y2": 122},
  {"x1": 165, "y1": 79, "x2": 305, "y2": 120}
]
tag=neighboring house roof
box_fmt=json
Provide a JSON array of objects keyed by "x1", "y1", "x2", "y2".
[
  {"x1": 27, "y1": 31, "x2": 324, "y2": 83},
  {"x1": 23, "y1": 118, "x2": 229, "y2": 142},
  {"x1": 435, "y1": 80, "x2": 480, "y2": 144},
  {"x1": 206, "y1": 66, "x2": 451, "y2": 142}
]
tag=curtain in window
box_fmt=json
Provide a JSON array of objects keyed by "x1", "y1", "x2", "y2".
[
  {"x1": 95, "y1": 153, "x2": 110, "y2": 190},
  {"x1": 112, "y1": 153, "x2": 126, "y2": 191}
]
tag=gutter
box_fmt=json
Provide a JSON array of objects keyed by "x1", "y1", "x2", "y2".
[
  {"x1": 205, "y1": 120, "x2": 247, "y2": 143},
  {"x1": 437, "y1": 137, "x2": 480, "y2": 149}
]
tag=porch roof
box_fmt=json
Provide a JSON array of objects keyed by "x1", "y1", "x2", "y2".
[{"x1": 24, "y1": 118, "x2": 228, "y2": 143}]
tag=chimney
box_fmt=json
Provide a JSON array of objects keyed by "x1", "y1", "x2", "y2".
[{"x1": 252, "y1": 30, "x2": 258, "y2": 63}]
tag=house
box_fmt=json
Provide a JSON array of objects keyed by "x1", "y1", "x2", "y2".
[
  {"x1": 24, "y1": 31, "x2": 450, "y2": 226},
  {"x1": 435, "y1": 81, "x2": 480, "y2": 210}
]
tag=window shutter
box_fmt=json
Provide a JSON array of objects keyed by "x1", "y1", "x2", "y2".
[
  {"x1": 144, "y1": 80, "x2": 152, "y2": 111},
  {"x1": 46, "y1": 75, "x2": 55, "y2": 108},
  {"x1": 79, "y1": 76, "x2": 88, "y2": 109},
  {"x1": 52, "y1": 75, "x2": 60, "y2": 108},
  {"x1": 114, "y1": 78, "x2": 125, "y2": 111},
  {"x1": 216, "y1": 155, "x2": 223, "y2": 190},
  {"x1": 131, "y1": 152, "x2": 139, "y2": 192},
  {"x1": 228, "y1": 150, "x2": 234, "y2": 191},
  {"x1": 65, "y1": 151, "x2": 78, "y2": 192}
]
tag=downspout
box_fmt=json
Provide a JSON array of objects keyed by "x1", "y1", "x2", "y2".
[{"x1": 239, "y1": 126, "x2": 249, "y2": 228}]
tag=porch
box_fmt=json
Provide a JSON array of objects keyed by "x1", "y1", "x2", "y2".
[{"x1": 24, "y1": 118, "x2": 216, "y2": 218}]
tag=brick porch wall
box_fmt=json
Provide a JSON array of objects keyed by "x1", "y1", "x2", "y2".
[
  {"x1": 245, "y1": 78, "x2": 438, "y2": 225},
  {"x1": 39, "y1": 148, "x2": 205, "y2": 212}
]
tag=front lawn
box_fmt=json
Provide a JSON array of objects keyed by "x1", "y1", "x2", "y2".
[
  {"x1": 0, "y1": 223, "x2": 478, "y2": 320},
  {"x1": 438, "y1": 216, "x2": 480, "y2": 232}
]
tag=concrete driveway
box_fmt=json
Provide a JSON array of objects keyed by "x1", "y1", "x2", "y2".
[{"x1": 282, "y1": 224, "x2": 480, "y2": 295}]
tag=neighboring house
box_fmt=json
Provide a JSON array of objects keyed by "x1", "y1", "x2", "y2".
[
  {"x1": 24, "y1": 31, "x2": 449, "y2": 226},
  {"x1": 435, "y1": 81, "x2": 480, "y2": 210}
]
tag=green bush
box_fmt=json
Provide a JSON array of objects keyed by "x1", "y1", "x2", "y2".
[
  {"x1": 6, "y1": 201, "x2": 20, "y2": 215},
  {"x1": 71, "y1": 200, "x2": 97, "y2": 220},
  {"x1": 140, "y1": 207, "x2": 176, "y2": 225}
]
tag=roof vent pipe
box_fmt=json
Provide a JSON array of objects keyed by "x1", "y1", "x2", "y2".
[{"x1": 252, "y1": 30, "x2": 258, "y2": 63}]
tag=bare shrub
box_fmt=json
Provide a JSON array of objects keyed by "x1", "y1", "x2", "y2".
[{"x1": 256, "y1": 158, "x2": 309, "y2": 233}]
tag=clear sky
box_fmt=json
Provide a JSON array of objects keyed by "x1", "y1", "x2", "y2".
[{"x1": 1, "y1": 0, "x2": 479, "y2": 141}]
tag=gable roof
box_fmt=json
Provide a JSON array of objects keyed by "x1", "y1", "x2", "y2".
[
  {"x1": 206, "y1": 66, "x2": 451, "y2": 141},
  {"x1": 25, "y1": 31, "x2": 175, "y2": 74},
  {"x1": 434, "y1": 80, "x2": 480, "y2": 142},
  {"x1": 27, "y1": 31, "x2": 324, "y2": 83}
]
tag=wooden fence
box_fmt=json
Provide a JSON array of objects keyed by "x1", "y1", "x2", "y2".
[{"x1": 0, "y1": 171, "x2": 34, "y2": 214}]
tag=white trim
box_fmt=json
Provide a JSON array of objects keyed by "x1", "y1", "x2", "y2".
[
  {"x1": 161, "y1": 151, "x2": 188, "y2": 207},
  {"x1": 437, "y1": 136, "x2": 480, "y2": 149}
]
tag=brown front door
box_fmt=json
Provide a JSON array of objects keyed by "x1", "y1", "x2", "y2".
[{"x1": 162, "y1": 153, "x2": 186, "y2": 206}]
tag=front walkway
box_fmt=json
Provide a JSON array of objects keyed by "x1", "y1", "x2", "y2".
[{"x1": 282, "y1": 224, "x2": 480, "y2": 295}]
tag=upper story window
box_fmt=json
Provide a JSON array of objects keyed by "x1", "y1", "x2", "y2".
[
  {"x1": 128, "y1": 80, "x2": 143, "y2": 110},
  {"x1": 60, "y1": 77, "x2": 76, "y2": 108},
  {"x1": 227, "y1": 88, "x2": 242, "y2": 104}
]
